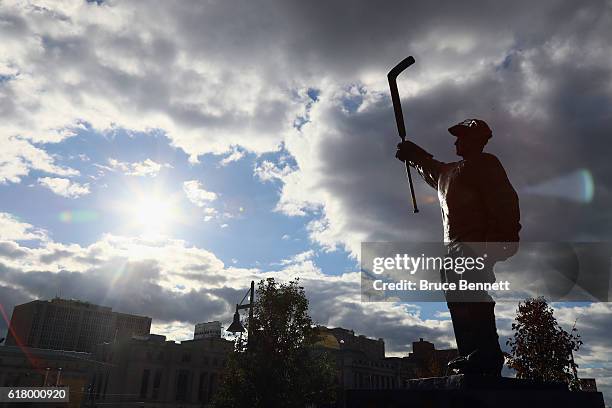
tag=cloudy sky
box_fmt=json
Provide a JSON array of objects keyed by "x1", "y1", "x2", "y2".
[{"x1": 1, "y1": 0, "x2": 611, "y2": 401}]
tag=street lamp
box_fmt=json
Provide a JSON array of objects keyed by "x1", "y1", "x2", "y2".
[{"x1": 227, "y1": 281, "x2": 255, "y2": 340}]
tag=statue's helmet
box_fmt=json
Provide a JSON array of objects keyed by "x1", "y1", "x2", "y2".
[{"x1": 448, "y1": 119, "x2": 492, "y2": 140}]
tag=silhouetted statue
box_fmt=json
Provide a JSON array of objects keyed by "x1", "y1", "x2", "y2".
[{"x1": 396, "y1": 118, "x2": 521, "y2": 377}]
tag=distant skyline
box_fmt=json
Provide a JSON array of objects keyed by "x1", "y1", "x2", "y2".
[{"x1": 1, "y1": 0, "x2": 611, "y2": 403}]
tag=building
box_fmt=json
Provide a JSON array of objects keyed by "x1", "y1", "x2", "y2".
[
  {"x1": 315, "y1": 328, "x2": 458, "y2": 407},
  {"x1": 316, "y1": 327, "x2": 400, "y2": 389},
  {"x1": 194, "y1": 321, "x2": 222, "y2": 339},
  {"x1": 324, "y1": 327, "x2": 385, "y2": 360},
  {"x1": 87, "y1": 333, "x2": 233, "y2": 407},
  {"x1": 400, "y1": 338, "x2": 458, "y2": 380},
  {"x1": 315, "y1": 327, "x2": 401, "y2": 407},
  {"x1": 5, "y1": 298, "x2": 152, "y2": 353},
  {"x1": 0, "y1": 345, "x2": 99, "y2": 408}
]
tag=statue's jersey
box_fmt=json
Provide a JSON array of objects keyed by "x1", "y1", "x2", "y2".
[{"x1": 409, "y1": 150, "x2": 521, "y2": 247}]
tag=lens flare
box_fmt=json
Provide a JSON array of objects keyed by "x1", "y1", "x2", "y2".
[
  {"x1": 522, "y1": 168, "x2": 594, "y2": 203},
  {"x1": 59, "y1": 210, "x2": 99, "y2": 223}
]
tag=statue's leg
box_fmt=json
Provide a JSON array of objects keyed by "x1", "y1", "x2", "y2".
[
  {"x1": 470, "y1": 300, "x2": 504, "y2": 376},
  {"x1": 442, "y1": 259, "x2": 479, "y2": 358},
  {"x1": 446, "y1": 292, "x2": 504, "y2": 376},
  {"x1": 443, "y1": 245, "x2": 504, "y2": 375},
  {"x1": 448, "y1": 300, "x2": 504, "y2": 376},
  {"x1": 447, "y1": 301, "x2": 479, "y2": 357}
]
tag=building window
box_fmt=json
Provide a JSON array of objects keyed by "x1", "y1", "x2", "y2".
[{"x1": 140, "y1": 369, "x2": 150, "y2": 398}]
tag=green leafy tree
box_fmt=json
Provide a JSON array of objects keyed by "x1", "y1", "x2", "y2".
[
  {"x1": 506, "y1": 297, "x2": 582, "y2": 387},
  {"x1": 213, "y1": 278, "x2": 337, "y2": 407}
]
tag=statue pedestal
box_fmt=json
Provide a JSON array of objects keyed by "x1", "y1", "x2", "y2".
[{"x1": 344, "y1": 375, "x2": 605, "y2": 408}]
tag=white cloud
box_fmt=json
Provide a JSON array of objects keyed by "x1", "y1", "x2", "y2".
[
  {"x1": 183, "y1": 180, "x2": 218, "y2": 207},
  {"x1": 219, "y1": 147, "x2": 245, "y2": 166},
  {"x1": 279, "y1": 249, "x2": 315, "y2": 265},
  {"x1": 38, "y1": 177, "x2": 90, "y2": 198},
  {"x1": 108, "y1": 158, "x2": 171, "y2": 177},
  {"x1": 0, "y1": 0, "x2": 305, "y2": 168},
  {"x1": 0, "y1": 212, "x2": 47, "y2": 241},
  {"x1": 254, "y1": 160, "x2": 293, "y2": 182},
  {"x1": 0, "y1": 137, "x2": 79, "y2": 184},
  {"x1": 150, "y1": 321, "x2": 196, "y2": 342},
  {"x1": 255, "y1": 163, "x2": 322, "y2": 217}
]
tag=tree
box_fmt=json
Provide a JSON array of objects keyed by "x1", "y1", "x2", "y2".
[
  {"x1": 213, "y1": 278, "x2": 337, "y2": 407},
  {"x1": 506, "y1": 297, "x2": 582, "y2": 387}
]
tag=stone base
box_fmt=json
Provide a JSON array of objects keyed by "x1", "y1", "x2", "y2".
[{"x1": 344, "y1": 375, "x2": 605, "y2": 408}]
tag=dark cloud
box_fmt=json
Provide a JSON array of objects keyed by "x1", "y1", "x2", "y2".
[
  {"x1": 0, "y1": 241, "x2": 28, "y2": 259},
  {"x1": 0, "y1": 260, "x2": 228, "y2": 329},
  {"x1": 292, "y1": 33, "x2": 612, "y2": 250},
  {"x1": 38, "y1": 248, "x2": 76, "y2": 264}
]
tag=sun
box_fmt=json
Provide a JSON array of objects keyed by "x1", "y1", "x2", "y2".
[
  {"x1": 117, "y1": 188, "x2": 183, "y2": 238},
  {"x1": 132, "y1": 194, "x2": 176, "y2": 234}
]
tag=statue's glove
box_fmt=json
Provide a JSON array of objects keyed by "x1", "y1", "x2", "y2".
[{"x1": 396, "y1": 141, "x2": 432, "y2": 163}]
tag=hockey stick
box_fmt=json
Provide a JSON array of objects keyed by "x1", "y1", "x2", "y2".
[{"x1": 388, "y1": 56, "x2": 419, "y2": 213}]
